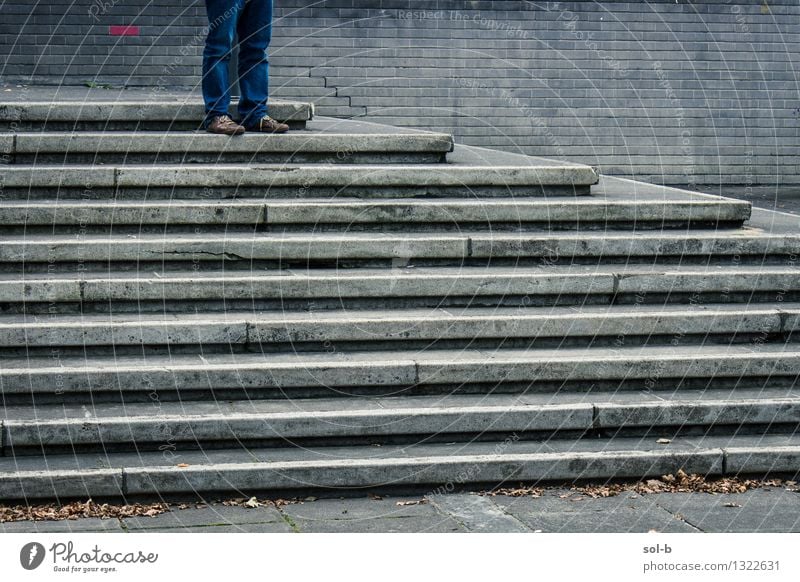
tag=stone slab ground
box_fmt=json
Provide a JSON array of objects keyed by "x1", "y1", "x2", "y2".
[{"x1": 3, "y1": 487, "x2": 799, "y2": 533}]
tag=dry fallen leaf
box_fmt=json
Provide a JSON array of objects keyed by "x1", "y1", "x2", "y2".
[
  {"x1": 483, "y1": 485, "x2": 543, "y2": 498},
  {"x1": 176, "y1": 463, "x2": 189, "y2": 468},
  {"x1": 568, "y1": 472, "x2": 785, "y2": 499},
  {"x1": 0, "y1": 499, "x2": 170, "y2": 523},
  {"x1": 244, "y1": 497, "x2": 261, "y2": 508},
  {"x1": 723, "y1": 502, "x2": 742, "y2": 508},
  {"x1": 656, "y1": 438, "x2": 672, "y2": 445}
]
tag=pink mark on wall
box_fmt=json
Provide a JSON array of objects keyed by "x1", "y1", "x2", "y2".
[{"x1": 109, "y1": 25, "x2": 140, "y2": 36}]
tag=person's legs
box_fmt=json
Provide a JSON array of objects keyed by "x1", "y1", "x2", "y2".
[
  {"x1": 202, "y1": 0, "x2": 245, "y2": 126},
  {"x1": 236, "y1": 0, "x2": 273, "y2": 127}
]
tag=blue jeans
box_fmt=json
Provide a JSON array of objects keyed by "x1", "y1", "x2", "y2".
[{"x1": 202, "y1": 0, "x2": 273, "y2": 127}]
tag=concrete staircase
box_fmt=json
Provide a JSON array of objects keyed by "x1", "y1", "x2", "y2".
[{"x1": 0, "y1": 97, "x2": 798, "y2": 501}]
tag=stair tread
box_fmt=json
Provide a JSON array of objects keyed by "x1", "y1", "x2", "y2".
[
  {"x1": 0, "y1": 196, "x2": 748, "y2": 208},
  {"x1": 0, "y1": 227, "x2": 784, "y2": 243},
  {"x1": 3, "y1": 301, "x2": 799, "y2": 326},
  {"x1": 13, "y1": 130, "x2": 454, "y2": 153},
  {"x1": 0, "y1": 99, "x2": 313, "y2": 122},
  {"x1": 0, "y1": 162, "x2": 599, "y2": 189},
  {"x1": 3, "y1": 263, "x2": 798, "y2": 283},
  {"x1": 2, "y1": 342, "x2": 798, "y2": 371}
]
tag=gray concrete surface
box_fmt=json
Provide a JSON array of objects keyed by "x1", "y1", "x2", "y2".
[
  {"x1": 0, "y1": 302, "x2": 793, "y2": 348},
  {"x1": 1, "y1": 343, "x2": 799, "y2": 396},
  {"x1": 3, "y1": 488, "x2": 798, "y2": 533},
  {"x1": 2, "y1": 430, "x2": 799, "y2": 501},
  {"x1": 1, "y1": 264, "x2": 796, "y2": 309}
]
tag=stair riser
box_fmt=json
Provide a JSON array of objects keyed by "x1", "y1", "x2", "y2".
[
  {"x1": 29, "y1": 294, "x2": 800, "y2": 317},
  {"x1": 3, "y1": 334, "x2": 783, "y2": 359},
  {"x1": 0, "y1": 201, "x2": 750, "y2": 230},
  {"x1": 3, "y1": 376, "x2": 795, "y2": 406},
  {"x1": 0, "y1": 312, "x2": 786, "y2": 350},
  {"x1": 0, "y1": 120, "x2": 309, "y2": 132},
  {"x1": 0, "y1": 185, "x2": 591, "y2": 200},
  {"x1": 0, "y1": 186, "x2": 591, "y2": 201},
  {"x1": 0, "y1": 272, "x2": 613, "y2": 304},
  {"x1": 0, "y1": 165, "x2": 599, "y2": 189},
  {"x1": 4, "y1": 401, "x2": 798, "y2": 454},
  {"x1": 14, "y1": 152, "x2": 447, "y2": 165},
  {"x1": 1, "y1": 222, "x2": 751, "y2": 237},
  {"x1": 0, "y1": 101, "x2": 313, "y2": 131},
  {"x1": 6, "y1": 132, "x2": 454, "y2": 163},
  {"x1": 1, "y1": 354, "x2": 797, "y2": 396}
]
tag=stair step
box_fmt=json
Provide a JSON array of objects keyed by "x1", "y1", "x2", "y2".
[
  {"x1": 0, "y1": 196, "x2": 750, "y2": 230},
  {"x1": 1, "y1": 344, "x2": 798, "y2": 397},
  {"x1": 1, "y1": 303, "x2": 794, "y2": 349},
  {"x1": 2, "y1": 265, "x2": 798, "y2": 309},
  {"x1": 0, "y1": 100, "x2": 313, "y2": 131},
  {"x1": 2, "y1": 433, "x2": 798, "y2": 500},
  {"x1": 0, "y1": 163, "x2": 599, "y2": 198},
  {"x1": 0, "y1": 229, "x2": 795, "y2": 264},
  {"x1": 262, "y1": 196, "x2": 749, "y2": 228},
  {"x1": 3, "y1": 389, "x2": 798, "y2": 452},
  {"x1": 8, "y1": 128, "x2": 454, "y2": 165}
]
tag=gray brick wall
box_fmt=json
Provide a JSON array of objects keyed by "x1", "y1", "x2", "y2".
[{"x1": 1, "y1": 1, "x2": 798, "y2": 186}]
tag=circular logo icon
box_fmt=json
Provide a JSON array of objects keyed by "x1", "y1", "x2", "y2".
[{"x1": 20, "y1": 542, "x2": 46, "y2": 570}]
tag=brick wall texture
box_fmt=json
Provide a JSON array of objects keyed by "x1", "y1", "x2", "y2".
[{"x1": 1, "y1": 1, "x2": 798, "y2": 185}]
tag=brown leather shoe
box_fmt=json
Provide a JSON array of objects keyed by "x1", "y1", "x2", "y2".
[
  {"x1": 206, "y1": 115, "x2": 246, "y2": 136},
  {"x1": 246, "y1": 115, "x2": 289, "y2": 133}
]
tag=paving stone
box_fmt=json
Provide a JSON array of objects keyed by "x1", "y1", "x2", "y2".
[
  {"x1": 122, "y1": 506, "x2": 291, "y2": 532},
  {"x1": 427, "y1": 493, "x2": 531, "y2": 532},
  {"x1": 0, "y1": 518, "x2": 124, "y2": 533},
  {"x1": 652, "y1": 489, "x2": 800, "y2": 533},
  {"x1": 290, "y1": 515, "x2": 465, "y2": 533},
  {"x1": 133, "y1": 522, "x2": 295, "y2": 533},
  {"x1": 281, "y1": 498, "x2": 464, "y2": 533},
  {"x1": 491, "y1": 493, "x2": 698, "y2": 533}
]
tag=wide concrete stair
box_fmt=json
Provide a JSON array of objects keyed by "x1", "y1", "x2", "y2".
[{"x1": 0, "y1": 97, "x2": 798, "y2": 501}]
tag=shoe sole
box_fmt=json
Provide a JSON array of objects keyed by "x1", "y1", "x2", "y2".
[{"x1": 206, "y1": 128, "x2": 246, "y2": 136}]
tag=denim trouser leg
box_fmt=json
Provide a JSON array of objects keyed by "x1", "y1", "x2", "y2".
[
  {"x1": 236, "y1": 0, "x2": 273, "y2": 126},
  {"x1": 202, "y1": 0, "x2": 245, "y2": 125}
]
